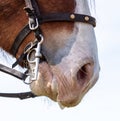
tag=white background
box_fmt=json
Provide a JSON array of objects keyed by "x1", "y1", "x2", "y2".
[{"x1": 0, "y1": 0, "x2": 120, "y2": 121}]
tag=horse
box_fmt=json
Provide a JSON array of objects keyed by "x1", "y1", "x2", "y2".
[{"x1": 0, "y1": 0, "x2": 100, "y2": 108}]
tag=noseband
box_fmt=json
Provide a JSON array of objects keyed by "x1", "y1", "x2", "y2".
[{"x1": 0, "y1": 0, "x2": 96, "y2": 99}]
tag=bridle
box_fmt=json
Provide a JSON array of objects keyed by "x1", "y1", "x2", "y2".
[{"x1": 0, "y1": 0, "x2": 96, "y2": 99}]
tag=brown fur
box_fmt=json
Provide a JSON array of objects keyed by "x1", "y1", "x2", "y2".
[{"x1": 0, "y1": 0, "x2": 75, "y2": 58}]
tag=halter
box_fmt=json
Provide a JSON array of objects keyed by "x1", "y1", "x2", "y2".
[{"x1": 0, "y1": 0, "x2": 96, "y2": 99}]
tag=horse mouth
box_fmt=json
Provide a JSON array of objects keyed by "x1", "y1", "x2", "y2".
[{"x1": 30, "y1": 59, "x2": 95, "y2": 108}]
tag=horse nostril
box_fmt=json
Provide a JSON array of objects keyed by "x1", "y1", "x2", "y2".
[{"x1": 76, "y1": 63, "x2": 94, "y2": 85}]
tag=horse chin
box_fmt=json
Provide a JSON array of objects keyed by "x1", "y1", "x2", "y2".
[{"x1": 30, "y1": 62, "x2": 58, "y2": 101}]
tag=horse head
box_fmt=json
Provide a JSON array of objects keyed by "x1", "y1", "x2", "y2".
[{"x1": 0, "y1": 0, "x2": 100, "y2": 108}]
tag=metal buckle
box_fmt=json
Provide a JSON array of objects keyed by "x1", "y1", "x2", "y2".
[
  {"x1": 27, "y1": 35, "x2": 44, "y2": 81},
  {"x1": 29, "y1": 17, "x2": 39, "y2": 30},
  {"x1": 24, "y1": 39, "x2": 38, "y2": 54}
]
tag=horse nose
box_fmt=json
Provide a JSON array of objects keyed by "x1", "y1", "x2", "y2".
[
  {"x1": 75, "y1": 62, "x2": 94, "y2": 85},
  {"x1": 57, "y1": 61, "x2": 95, "y2": 107}
]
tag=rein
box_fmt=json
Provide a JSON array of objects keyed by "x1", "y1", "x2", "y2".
[{"x1": 0, "y1": 0, "x2": 96, "y2": 99}]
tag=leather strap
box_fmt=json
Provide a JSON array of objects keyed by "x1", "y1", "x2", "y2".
[
  {"x1": 25, "y1": 0, "x2": 41, "y2": 17},
  {"x1": 0, "y1": 63, "x2": 37, "y2": 99},
  {"x1": 0, "y1": 91, "x2": 37, "y2": 100},
  {"x1": 11, "y1": 25, "x2": 31, "y2": 56},
  {"x1": 0, "y1": 64, "x2": 27, "y2": 80},
  {"x1": 38, "y1": 13, "x2": 96, "y2": 27}
]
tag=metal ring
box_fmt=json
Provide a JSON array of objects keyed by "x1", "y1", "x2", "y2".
[
  {"x1": 38, "y1": 34, "x2": 44, "y2": 44},
  {"x1": 29, "y1": 18, "x2": 39, "y2": 30},
  {"x1": 23, "y1": 76, "x2": 34, "y2": 85},
  {"x1": 27, "y1": 48, "x2": 36, "y2": 63}
]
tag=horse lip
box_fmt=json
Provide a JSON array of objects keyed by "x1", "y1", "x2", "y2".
[
  {"x1": 31, "y1": 58, "x2": 95, "y2": 107},
  {"x1": 57, "y1": 96, "x2": 81, "y2": 108}
]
